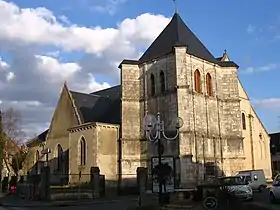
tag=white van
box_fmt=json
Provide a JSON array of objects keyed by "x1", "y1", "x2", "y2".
[{"x1": 237, "y1": 170, "x2": 267, "y2": 192}]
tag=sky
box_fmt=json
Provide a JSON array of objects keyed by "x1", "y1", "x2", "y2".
[{"x1": 0, "y1": 0, "x2": 279, "y2": 138}]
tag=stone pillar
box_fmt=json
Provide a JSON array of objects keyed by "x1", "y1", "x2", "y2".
[
  {"x1": 40, "y1": 166, "x2": 50, "y2": 200},
  {"x1": 90, "y1": 167, "x2": 100, "y2": 198},
  {"x1": 137, "y1": 167, "x2": 148, "y2": 206}
]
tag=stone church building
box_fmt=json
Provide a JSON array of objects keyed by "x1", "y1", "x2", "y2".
[{"x1": 23, "y1": 13, "x2": 272, "y2": 189}]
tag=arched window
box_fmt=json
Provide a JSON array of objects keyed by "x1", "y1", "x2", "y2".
[
  {"x1": 150, "y1": 74, "x2": 155, "y2": 96},
  {"x1": 36, "y1": 150, "x2": 39, "y2": 161},
  {"x1": 206, "y1": 73, "x2": 213, "y2": 96},
  {"x1": 194, "y1": 70, "x2": 201, "y2": 93},
  {"x1": 35, "y1": 150, "x2": 39, "y2": 174},
  {"x1": 160, "y1": 71, "x2": 165, "y2": 93},
  {"x1": 80, "y1": 137, "x2": 86, "y2": 166},
  {"x1": 242, "y1": 113, "x2": 246, "y2": 130},
  {"x1": 57, "y1": 144, "x2": 63, "y2": 171}
]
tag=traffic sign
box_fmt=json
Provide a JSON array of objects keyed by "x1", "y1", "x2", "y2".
[{"x1": 203, "y1": 196, "x2": 218, "y2": 210}]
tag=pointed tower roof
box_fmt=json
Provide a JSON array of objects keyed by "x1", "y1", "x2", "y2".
[
  {"x1": 139, "y1": 13, "x2": 216, "y2": 63},
  {"x1": 119, "y1": 13, "x2": 238, "y2": 69}
]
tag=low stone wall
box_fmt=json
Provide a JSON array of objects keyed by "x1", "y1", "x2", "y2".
[{"x1": 17, "y1": 183, "x2": 40, "y2": 200}]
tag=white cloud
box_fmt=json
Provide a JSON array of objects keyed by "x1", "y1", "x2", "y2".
[
  {"x1": 59, "y1": 15, "x2": 70, "y2": 24},
  {"x1": 44, "y1": 51, "x2": 60, "y2": 58},
  {"x1": 35, "y1": 55, "x2": 81, "y2": 80},
  {"x1": 252, "y1": 98, "x2": 280, "y2": 109},
  {"x1": 91, "y1": 0, "x2": 127, "y2": 15},
  {"x1": 6, "y1": 71, "x2": 14, "y2": 81},
  {"x1": 0, "y1": 0, "x2": 171, "y2": 138},
  {"x1": 240, "y1": 63, "x2": 278, "y2": 74},
  {"x1": 247, "y1": 24, "x2": 255, "y2": 34},
  {"x1": 0, "y1": 57, "x2": 9, "y2": 69},
  {"x1": 0, "y1": 1, "x2": 169, "y2": 55}
]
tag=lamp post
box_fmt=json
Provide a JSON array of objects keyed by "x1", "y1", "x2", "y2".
[{"x1": 144, "y1": 112, "x2": 183, "y2": 205}]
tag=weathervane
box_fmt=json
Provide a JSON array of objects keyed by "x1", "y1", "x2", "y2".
[{"x1": 173, "y1": 0, "x2": 178, "y2": 13}]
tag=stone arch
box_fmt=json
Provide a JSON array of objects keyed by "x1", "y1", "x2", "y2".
[
  {"x1": 56, "y1": 144, "x2": 63, "y2": 171},
  {"x1": 206, "y1": 73, "x2": 213, "y2": 96},
  {"x1": 35, "y1": 150, "x2": 40, "y2": 174},
  {"x1": 241, "y1": 112, "x2": 246, "y2": 130},
  {"x1": 159, "y1": 70, "x2": 165, "y2": 93},
  {"x1": 150, "y1": 73, "x2": 155, "y2": 96},
  {"x1": 78, "y1": 136, "x2": 86, "y2": 166}
]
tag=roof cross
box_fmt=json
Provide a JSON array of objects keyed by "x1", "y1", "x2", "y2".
[{"x1": 173, "y1": 0, "x2": 178, "y2": 13}]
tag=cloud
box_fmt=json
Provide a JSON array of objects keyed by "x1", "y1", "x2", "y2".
[
  {"x1": 247, "y1": 24, "x2": 256, "y2": 34},
  {"x1": 252, "y1": 98, "x2": 280, "y2": 109},
  {"x1": 58, "y1": 15, "x2": 70, "y2": 25},
  {"x1": 0, "y1": 0, "x2": 170, "y2": 138},
  {"x1": 240, "y1": 63, "x2": 278, "y2": 74},
  {"x1": 91, "y1": 0, "x2": 127, "y2": 15}
]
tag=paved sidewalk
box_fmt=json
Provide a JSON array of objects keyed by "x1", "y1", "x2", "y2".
[{"x1": 0, "y1": 194, "x2": 146, "y2": 207}]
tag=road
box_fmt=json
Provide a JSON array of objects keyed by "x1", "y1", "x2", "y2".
[
  {"x1": 0, "y1": 201, "x2": 139, "y2": 210},
  {"x1": 0, "y1": 196, "x2": 149, "y2": 210},
  {"x1": 0, "y1": 190, "x2": 278, "y2": 210},
  {"x1": 252, "y1": 188, "x2": 279, "y2": 209}
]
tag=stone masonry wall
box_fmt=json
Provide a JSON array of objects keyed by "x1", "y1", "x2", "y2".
[
  {"x1": 120, "y1": 63, "x2": 142, "y2": 186},
  {"x1": 140, "y1": 55, "x2": 179, "y2": 175},
  {"x1": 121, "y1": 48, "x2": 264, "y2": 188},
  {"x1": 174, "y1": 47, "x2": 244, "y2": 186},
  {"x1": 121, "y1": 55, "x2": 180, "y2": 186}
]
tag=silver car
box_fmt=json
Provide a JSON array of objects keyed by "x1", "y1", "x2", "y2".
[
  {"x1": 270, "y1": 173, "x2": 280, "y2": 203},
  {"x1": 219, "y1": 176, "x2": 253, "y2": 201}
]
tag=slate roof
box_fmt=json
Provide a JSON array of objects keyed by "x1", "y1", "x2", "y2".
[
  {"x1": 37, "y1": 129, "x2": 49, "y2": 141},
  {"x1": 92, "y1": 85, "x2": 121, "y2": 99},
  {"x1": 26, "y1": 129, "x2": 49, "y2": 147},
  {"x1": 270, "y1": 132, "x2": 280, "y2": 155},
  {"x1": 70, "y1": 85, "x2": 121, "y2": 125},
  {"x1": 140, "y1": 13, "x2": 215, "y2": 63},
  {"x1": 120, "y1": 13, "x2": 238, "y2": 68}
]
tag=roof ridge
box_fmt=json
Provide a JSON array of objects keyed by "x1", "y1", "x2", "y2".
[
  {"x1": 70, "y1": 90, "x2": 109, "y2": 98},
  {"x1": 269, "y1": 132, "x2": 280, "y2": 135},
  {"x1": 91, "y1": 85, "x2": 120, "y2": 94}
]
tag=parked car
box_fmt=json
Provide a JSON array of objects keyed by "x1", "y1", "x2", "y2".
[
  {"x1": 269, "y1": 173, "x2": 280, "y2": 203},
  {"x1": 272, "y1": 170, "x2": 279, "y2": 180},
  {"x1": 237, "y1": 169, "x2": 267, "y2": 192},
  {"x1": 218, "y1": 176, "x2": 253, "y2": 201}
]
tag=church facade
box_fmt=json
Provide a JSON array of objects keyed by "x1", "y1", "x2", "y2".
[{"x1": 23, "y1": 13, "x2": 272, "y2": 189}]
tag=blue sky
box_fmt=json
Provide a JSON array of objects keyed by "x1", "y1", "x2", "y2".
[{"x1": 0, "y1": 0, "x2": 279, "y2": 135}]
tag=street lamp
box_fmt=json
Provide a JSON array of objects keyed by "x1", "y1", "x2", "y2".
[{"x1": 143, "y1": 112, "x2": 183, "y2": 205}]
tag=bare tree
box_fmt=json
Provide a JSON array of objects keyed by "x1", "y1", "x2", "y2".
[
  {"x1": 1, "y1": 107, "x2": 26, "y2": 175},
  {"x1": 2, "y1": 107, "x2": 26, "y2": 145}
]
